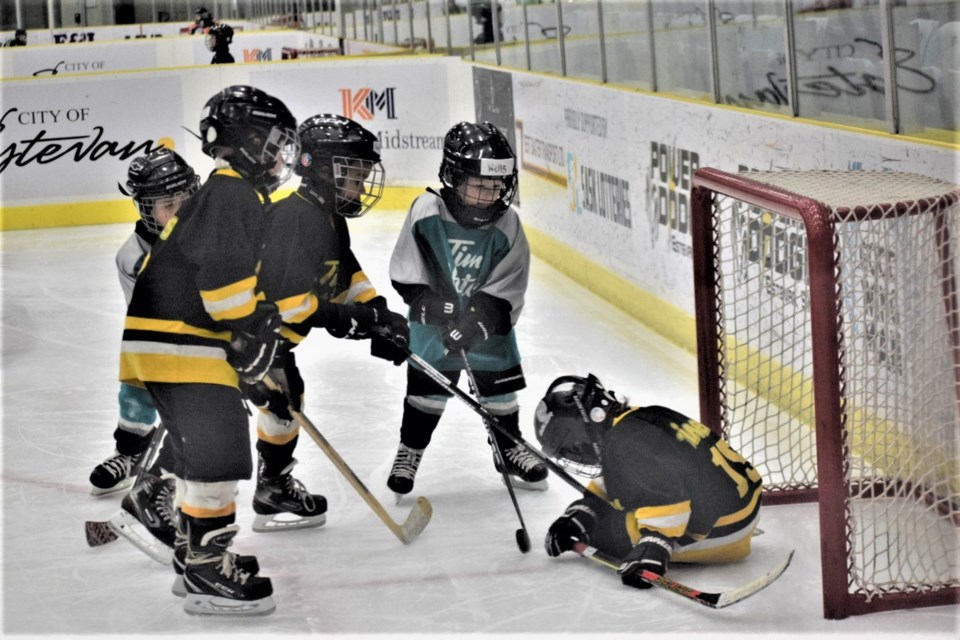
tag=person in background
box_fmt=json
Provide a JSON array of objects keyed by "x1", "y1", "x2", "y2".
[
  {"x1": 205, "y1": 23, "x2": 234, "y2": 64},
  {"x1": 4, "y1": 28, "x2": 27, "y2": 46},
  {"x1": 191, "y1": 6, "x2": 215, "y2": 34}
]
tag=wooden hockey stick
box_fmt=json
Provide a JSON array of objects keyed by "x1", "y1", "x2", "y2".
[
  {"x1": 573, "y1": 542, "x2": 794, "y2": 609},
  {"x1": 84, "y1": 423, "x2": 167, "y2": 549},
  {"x1": 459, "y1": 350, "x2": 531, "y2": 554},
  {"x1": 262, "y1": 375, "x2": 432, "y2": 544}
]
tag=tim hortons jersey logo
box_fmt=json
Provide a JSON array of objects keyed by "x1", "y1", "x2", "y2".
[{"x1": 340, "y1": 88, "x2": 397, "y2": 121}]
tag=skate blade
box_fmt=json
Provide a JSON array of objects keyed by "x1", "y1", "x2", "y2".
[
  {"x1": 183, "y1": 593, "x2": 276, "y2": 616},
  {"x1": 251, "y1": 512, "x2": 327, "y2": 533},
  {"x1": 106, "y1": 511, "x2": 174, "y2": 565},
  {"x1": 89, "y1": 478, "x2": 133, "y2": 497},
  {"x1": 171, "y1": 575, "x2": 186, "y2": 598},
  {"x1": 502, "y1": 476, "x2": 549, "y2": 492}
]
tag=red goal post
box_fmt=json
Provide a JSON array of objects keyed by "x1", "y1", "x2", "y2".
[{"x1": 690, "y1": 168, "x2": 960, "y2": 619}]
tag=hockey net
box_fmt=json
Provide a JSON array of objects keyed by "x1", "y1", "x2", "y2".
[{"x1": 691, "y1": 168, "x2": 960, "y2": 619}]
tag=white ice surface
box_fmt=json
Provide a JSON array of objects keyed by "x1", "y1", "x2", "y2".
[{"x1": 1, "y1": 212, "x2": 956, "y2": 639}]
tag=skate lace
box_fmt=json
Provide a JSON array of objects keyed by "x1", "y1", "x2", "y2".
[
  {"x1": 505, "y1": 445, "x2": 541, "y2": 472},
  {"x1": 219, "y1": 552, "x2": 253, "y2": 585},
  {"x1": 391, "y1": 447, "x2": 423, "y2": 481},
  {"x1": 151, "y1": 482, "x2": 177, "y2": 528},
  {"x1": 283, "y1": 474, "x2": 316, "y2": 511},
  {"x1": 100, "y1": 452, "x2": 139, "y2": 479}
]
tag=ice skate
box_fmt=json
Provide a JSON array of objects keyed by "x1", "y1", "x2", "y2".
[
  {"x1": 108, "y1": 474, "x2": 176, "y2": 564},
  {"x1": 252, "y1": 458, "x2": 327, "y2": 532},
  {"x1": 89, "y1": 450, "x2": 144, "y2": 496},
  {"x1": 495, "y1": 442, "x2": 548, "y2": 491},
  {"x1": 182, "y1": 525, "x2": 275, "y2": 616},
  {"x1": 387, "y1": 443, "x2": 424, "y2": 503},
  {"x1": 172, "y1": 527, "x2": 260, "y2": 598}
]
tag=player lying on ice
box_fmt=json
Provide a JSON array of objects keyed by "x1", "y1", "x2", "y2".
[{"x1": 534, "y1": 374, "x2": 764, "y2": 588}]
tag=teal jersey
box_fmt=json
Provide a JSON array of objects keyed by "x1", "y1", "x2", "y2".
[{"x1": 390, "y1": 190, "x2": 529, "y2": 372}]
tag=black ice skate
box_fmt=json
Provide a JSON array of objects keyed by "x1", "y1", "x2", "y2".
[
  {"x1": 387, "y1": 443, "x2": 424, "y2": 502},
  {"x1": 495, "y1": 442, "x2": 548, "y2": 491},
  {"x1": 252, "y1": 458, "x2": 327, "y2": 532},
  {"x1": 182, "y1": 525, "x2": 275, "y2": 616},
  {"x1": 89, "y1": 450, "x2": 144, "y2": 496},
  {"x1": 107, "y1": 474, "x2": 176, "y2": 564},
  {"x1": 172, "y1": 528, "x2": 260, "y2": 598}
]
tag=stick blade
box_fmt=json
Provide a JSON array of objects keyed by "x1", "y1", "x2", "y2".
[
  {"x1": 85, "y1": 520, "x2": 119, "y2": 547},
  {"x1": 397, "y1": 496, "x2": 433, "y2": 544},
  {"x1": 712, "y1": 549, "x2": 795, "y2": 609}
]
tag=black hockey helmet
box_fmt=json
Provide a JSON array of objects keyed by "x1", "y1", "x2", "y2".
[
  {"x1": 205, "y1": 23, "x2": 233, "y2": 50},
  {"x1": 295, "y1": 114, "x2": 385, "y2": 218},
  {"x1": 533, "y1": 374, "x2": 626, "y2": 478},
  {"x1": 199, "y1": 85, "x2": 299, "y2": 195},
  {"x1": 121, "y1": 148, "x2": 200, "y2": 236},
  {"x1": 439, "y1": 121, "x2": 517, "y2": 228}
]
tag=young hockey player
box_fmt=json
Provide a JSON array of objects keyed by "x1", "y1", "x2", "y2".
[
  {"x1": 247, "y1": 113, "x2": 409, "y2": 531},
  {"x1": 535, "y1": 374, "x2": 763, "y2": 588},
  {"x1": 89, "y1": 148, "x2": 200, "y2": 497},
  {"x1": 120, "y1": 85, "x2": 299, "y2": 616},
  {"x1": 386, "y1": 121, "x2": 546, "y2": 498},
  {"x1": 205, "y1": 23, "x2": 234, "y2": 64}
]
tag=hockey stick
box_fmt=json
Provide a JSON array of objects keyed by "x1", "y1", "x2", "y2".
[
  {"x1": 573, "y1": 542, "x2": 794, "y2": 609},
  {"x1": 459, "y1": 350, "x2": 531, "y2": 554},
  {"x1": 84, "y1": 423, "x2": 166, "y2": 549},
  {"x1": 262, "y1": 375, "x2": 432, "y2": 544},
  {"x1": 406, "y1": 352, "x2": 594, "y2": 499}
]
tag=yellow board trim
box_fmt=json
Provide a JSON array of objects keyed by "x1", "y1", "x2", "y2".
[{"x1": 0, "y1": 186, "x2": 421, "y2": 232}]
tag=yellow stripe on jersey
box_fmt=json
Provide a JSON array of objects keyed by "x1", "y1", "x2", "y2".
[
  {"x1": 199, "y1": 275, "x2": 260, "y2": 321},
  {"x1": 714, "y1": 484, "x2": 762, "y2": 528},
  {"x1": 280, "y1": 325, "x2": 308, "y2": 344},
  {"x1": 119, "y1": 350, "x2": 239, "y2": 387},
  {"x1": 628, "y1": 501, "x2": 692, "y2": 540},
  {"x1": 276, "y1": 291, "x2": 319, "y2": 325},
  {"x1": 123, "y1": 316, "x2": 232, "y2": 341},
  {"x1": 672, "y1": 511, "x2": 759, "y2": 564}
]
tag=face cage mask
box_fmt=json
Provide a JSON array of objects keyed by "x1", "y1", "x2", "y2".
[
  {"x1": 332, "y1": 156, "x2": 385, "y2": 218},
  {"x1": 135, "y1": 180, "x2": 200, "y2": 236},
  {"x1": 249, "y1": 126, "x2": 300, "y2": 195},
  {"x1": 546, "y1": 375, "x2": 624, "y2": 479}
]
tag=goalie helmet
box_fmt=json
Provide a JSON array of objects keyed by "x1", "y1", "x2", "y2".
[
  {"x1": 205, "y1": 23, "x2": 233, "y2": 50},
  {"x1": 439, "y1": 121, "x2": 517, "y2": 228},
  {"x1": 199, "y1": 85, "x2": 299, "y2": 195},
  {"x1": 122, "y1": 148, "x2": 200, "y2": 236},
  {"x1": 295, "y1": 114, "x2": 385, "y2": 218},
  {"x1": 533, "y1": 374, "x2": 626, "y2": 478}
]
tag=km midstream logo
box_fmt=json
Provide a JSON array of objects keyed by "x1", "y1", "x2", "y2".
[{"x1": 340, "y1": 88, "x2": 397, "y2": 120}]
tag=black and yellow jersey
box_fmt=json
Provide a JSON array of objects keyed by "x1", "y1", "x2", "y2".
[
  {"x1": 587, "y1": 405, "x2": 763, "y2": 547},
  {"x1": 120, "y1": 170, "x2": 266, "y2": 389},
  {"x1": 258, "y1": 191, "x2": 379, "y2": 346}
]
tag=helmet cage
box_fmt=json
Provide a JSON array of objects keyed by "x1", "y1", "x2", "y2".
[
  {"x1": 124, "y1": 150, "x2": 200, "y2": 235},
  {"x1": 534, "y1": 374, "x2": 623, "y2": 478},
  {"x1": 331, "y1": 155, "x2": 385, "y2": 217}
]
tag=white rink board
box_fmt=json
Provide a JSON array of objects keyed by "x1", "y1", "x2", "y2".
[
  {"x1": 511, "y1": 70, "x2": 960, "y2": 318},
  {"x1": 0, "y1": 56, "x2": 473, "y2": 210}
]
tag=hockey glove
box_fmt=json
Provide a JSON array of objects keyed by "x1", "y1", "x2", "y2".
[
  {"x1": 544, "y1": 503, "x2": 598, "y2": 557},
  {"x1": 227, "y1": 302, "x2": 282, "y2": 384},
  {"x1": 617, "y1": 534, "x2": 673, "y2": 590},
  {"x1": 314, "y1": 301, "x2": 380, "y2": 340},
  {"x1": 413, "y1": 291, "x2": 460, "y2": 325},
  {"x1": 240, "y1": 359, "x2": 304, "y2": 421}
]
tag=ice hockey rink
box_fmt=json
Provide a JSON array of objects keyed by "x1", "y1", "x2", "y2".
[{"x1": 1, "y1": 209, "x2": 956, "y2": 639}]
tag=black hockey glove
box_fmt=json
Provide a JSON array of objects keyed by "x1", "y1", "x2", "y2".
[
  {"x1": 617, "y1": 534, "x2": 673, "y2": 590},
  {"x1": 314, "y1": 301, "x2": 380, "y2": 340},
  {"x1": 544, "y1": 503, "x2": 598, "y2": 557},
  {"x1": 441, "y1": 293, "x2": 511, "y2": 354},
  {"x1": 240, "y1": 357, "x2": 304, "y2": 421},
  {"x1": 227, "y1": 302, "x2": 282, "y2": 384},
  {"x1": 413, "y1": 291, "x2": 460, "y2": 325}
]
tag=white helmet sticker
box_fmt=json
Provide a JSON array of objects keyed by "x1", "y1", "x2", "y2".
[{"x1": 480, "y1": 157, "x2": 514, "y2": 176}]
